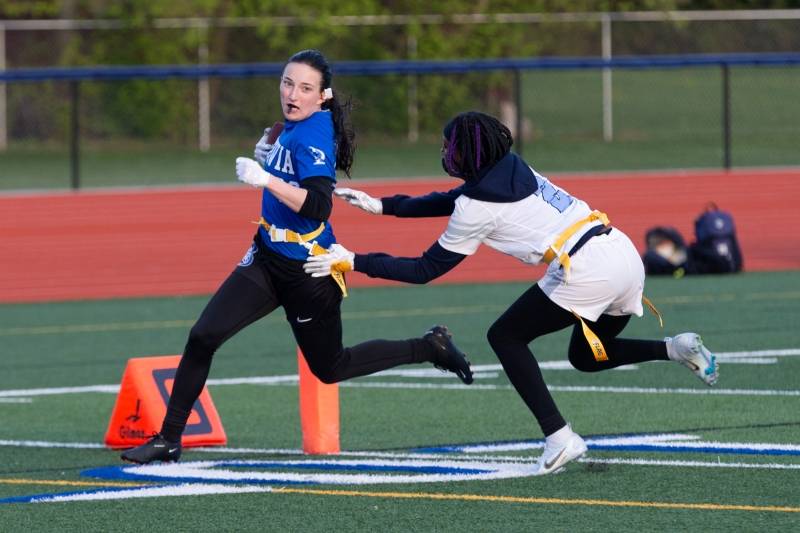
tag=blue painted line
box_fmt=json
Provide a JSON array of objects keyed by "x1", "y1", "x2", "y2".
[
  {"x1": 412, "y1": 429, "x2": 714, "y2": 454},
  {"x1": 415, "y1": 445, "x2": 488, "y2": 453},
  {"x1": 413, "y1": 439, "x2": 543, "y2": 454},
  {"x1": 0, "y1": 494, "x2": 45, "y2": 504},
  {"x1": 416, "y1": 440, "x2": 800, "y2": 457}
]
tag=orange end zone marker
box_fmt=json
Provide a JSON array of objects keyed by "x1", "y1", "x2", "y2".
[
  {"x1": 298, "y1": 348, "x2": 340, "y2": 455},
  {"x1": 104, "y1": 355, "x2": 227, "y2": 449}
]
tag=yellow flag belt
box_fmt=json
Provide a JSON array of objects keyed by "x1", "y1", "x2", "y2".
[
  {"x1": 542, "y1": 210, "x2": 610, "y2": 279},
  {"x1": 543, "y1": 211, "x2": 662, "y2": 362},
  {"x1": 254, "y1": 217, "x2": 348, "y2": 297}
]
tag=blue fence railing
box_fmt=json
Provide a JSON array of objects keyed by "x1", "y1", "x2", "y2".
[
  {"x1": 2, "y1": 52, "x2": 800, "y2": 82},
  {"x1": 2, "y1": 52, "x2": 799, "y2": 188}
]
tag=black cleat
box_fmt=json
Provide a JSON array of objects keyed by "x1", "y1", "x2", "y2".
[
  {"x1": 424, "y1": 325, "x2": 474, "y2": 384},
  {"x1": 120, "y1": 433, "x2": 182, "y2": 464}
]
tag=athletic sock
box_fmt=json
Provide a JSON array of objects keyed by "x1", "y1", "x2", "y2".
[
  {"x1": 545, "y1": 424, "x2": 574, "y2": 445},
  {"x1": 160, "y1": 407, "x2": 190, "y2": 443}
]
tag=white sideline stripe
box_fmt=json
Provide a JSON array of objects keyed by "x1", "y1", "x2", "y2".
[
  {"x1": 0, "y1": 439, "x2": 303, "y2": 453},
  {"x1": 1, "y1": 346, "x2": 798, "y2": 399},
  {"x1": 717, "y1": 358, "x2": 776, "y2": 364},
  {"x1": 458, "y1": 434, "x2": 700, "y2": 453},
  {"x1": 548, "y1": 385, "x2": 800, "y2": 396},
  {"x1": 125, "y1": 459, "x2": 530, "y2": 485},
  {"x1": 717, "y1": 348, "x2": 800, "y2": 358},
  {"x1": 341, "y1": 382, "x2": 500, "y2": 391},
  {"x1": 39, "y1": 483, "x2": 273, "y2": 503},
  {"x1": 0, "y1": 377, "x2": 297, "y2": 397},
  {"x1": 3, "y1": 436, "x2": 798, "y2": 456},
  {"x1": 0, "y1": 346, "x2": 795, "y2": 395},
  {"x1": 380, "y1": 363, "x2": 635, "y2": 375},
  {"x1": 3, "y1": 379, "x2": 800, "y2": 398},
  {"x1": 471, "y1": 372, "x2": 501, "y2": 379},
  {"x1": 0, "y1": 398, "x2": 32, "y2": 403},
  {"x1": 0, "y1": 439, "x2": 106, "y2": 449},
  {"x1": 2, "y1": 440, "x2": 798, "y2": 473},
  {"x1": 376, "y1": 362, "x2": 634, "y2": 376},
  {"x1": 323, "y1": 449, "x2": 800, "y2": 473},
  {"x1": 577, "y1": 457, "x2": 800, "y2": 471},
  {"x1": 203, "y1": 375, "x2": 298, "y2": 386},
  {"x1": 0, "y1": 384, "x2": 120, "y2": 397},
  {"x1": 343, "y1": 381, "x2": 800, "y2": 397},
  {"x1": 596, "y1": 440, "x2": 800, "y2": 452},
  {"x1": 2, "y1": 347, "x2": 795, "y2": 399}
]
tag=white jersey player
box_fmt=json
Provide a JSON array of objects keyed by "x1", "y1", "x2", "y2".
[{"x1": 305, "y1": 111, "x2": 718, "y2": 476}]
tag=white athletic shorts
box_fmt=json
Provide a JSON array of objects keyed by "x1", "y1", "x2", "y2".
[{"x1": 538, "y1": 228, "x2": 645, "y2": 322}]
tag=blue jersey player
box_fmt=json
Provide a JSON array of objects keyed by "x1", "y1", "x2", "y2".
[{"x1": 121, "y1": 50, "x2": 473, "y2": 465}]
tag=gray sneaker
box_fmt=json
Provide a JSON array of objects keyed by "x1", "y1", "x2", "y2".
[{"x1": 666, "y1": 333, "x2": 718, "y2": 386}]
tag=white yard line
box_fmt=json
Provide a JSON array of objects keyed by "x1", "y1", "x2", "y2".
[
  {"x1": 576, "y1": 457, "x2": 800, "y2": 470},
  {"x1": 1, "y1": 348, "x2": 799, "y2": 399},
  {"x1": 1, "y1": 438, "x2": 798, "y2": 472},
  {"x1": 3, "y1": 379, "x2": 800, "y2": 398}
]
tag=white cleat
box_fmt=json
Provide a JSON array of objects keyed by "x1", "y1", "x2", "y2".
[
  {"x1": 666, "y1": 332, "x2": 718, "y2": 386},
  {"x1": 533, "y1": 430, "x2": 588, "y2": 476}
]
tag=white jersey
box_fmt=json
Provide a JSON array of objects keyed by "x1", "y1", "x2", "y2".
[
  {"x1": 438, "y1": 168, "x2": 644, "y2": 321},
  {"x1": 438, "y1": 169, "x2": 595, "y2": 265}
]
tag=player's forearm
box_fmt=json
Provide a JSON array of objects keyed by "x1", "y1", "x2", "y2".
[
  {"x1": 381, "y1": 188, "x2": 463, "y2": 218},
  {"x1": 353, "y1": 242, "x2": 465, "y2": 284}
]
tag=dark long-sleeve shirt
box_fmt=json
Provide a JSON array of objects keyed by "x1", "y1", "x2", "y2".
[{"x1": 352, "y1": 186, "x2": 467, "y2": 283}]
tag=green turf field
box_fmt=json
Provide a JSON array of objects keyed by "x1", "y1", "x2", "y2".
[
  {"x1": 1, "y1": 66, "x2": 798, "y2": 190},
  {"x1": 1, "y1": 272, "x2": 799, "y2": 530}
]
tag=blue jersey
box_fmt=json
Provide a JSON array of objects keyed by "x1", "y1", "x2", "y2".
[{"x1": 259, "y1": 111, "x2": 337, "y2": 260}]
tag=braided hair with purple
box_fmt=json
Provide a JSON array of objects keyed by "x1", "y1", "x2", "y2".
[{"x1": 441, "y1": 111, "x2": 513, "y2": 180}]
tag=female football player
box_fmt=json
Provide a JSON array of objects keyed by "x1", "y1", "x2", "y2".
[
  {"x1": 121, "y1": 50, "x2": 472, "y2": 465},
  {"x1": 305, "y1": 111, "x2": 718, "y2": 476}
]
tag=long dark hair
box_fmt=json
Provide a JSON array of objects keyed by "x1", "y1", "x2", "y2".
[
  {"x1": 287, "y1": 49, "x2": 356, "y2": 178},
  {"x1": 442, "y1": 111, "x2": 513, "y2": 180}
]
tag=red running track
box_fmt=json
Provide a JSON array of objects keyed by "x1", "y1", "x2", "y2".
[{"x1": 1, "y1": 168, "x2": 798, "y2": 303}]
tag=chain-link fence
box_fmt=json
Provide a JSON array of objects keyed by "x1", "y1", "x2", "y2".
[{"x1": 1, "y1": 11, "x2": 799, "y2": 189}]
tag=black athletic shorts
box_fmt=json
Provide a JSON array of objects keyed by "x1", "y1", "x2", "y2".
[{"x1": 236, "y1": 234, "x2": 344, "y2": 355}]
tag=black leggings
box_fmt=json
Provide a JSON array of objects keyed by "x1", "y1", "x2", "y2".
[
  {"x1": 487, "y1": 284, "x2": 668, "y2": 437},
  {"x1": 161, "y1": 256, "x2": 435, "y2": 442}
]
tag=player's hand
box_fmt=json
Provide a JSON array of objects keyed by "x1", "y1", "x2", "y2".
[
  {"x1": 334, "y1": 187, "x2": 383, "y2": 215},
  {"x1": 254, "y1": 128, "x2": 273, "y2": 167},
  {"x1": 303, "y1": 244, "x2": 355, "y2": 277},
  {"x1": 236, "y1": 157, "x2": 271, "y2": 188}
]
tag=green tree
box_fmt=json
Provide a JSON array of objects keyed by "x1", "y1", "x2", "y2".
[{"x1": 8, "y1": 0, "x2": 797, "y2": 144}]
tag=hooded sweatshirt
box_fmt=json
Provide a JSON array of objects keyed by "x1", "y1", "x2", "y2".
[{"x1": 354, "y1": 152, "x2": 549, "y2": 284}]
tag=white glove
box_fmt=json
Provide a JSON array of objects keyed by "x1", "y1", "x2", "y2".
[
  {"x1": 334, "y1": 187, "x2": 383, "y2": 215},
  {"x1": 303, "y1": 243, "x2": 355, "y2": 278},
  {"x1": 254, "y1": 128, "x2": 273, "y2": 167},
  {"x1": 236, "y1": 157, "x2": 271, "y2": 188}
]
